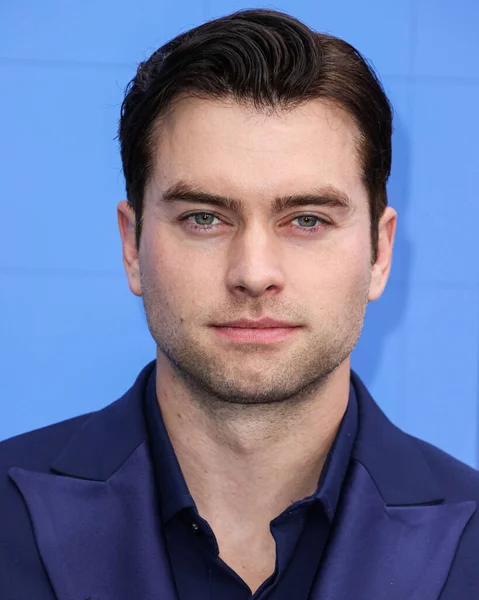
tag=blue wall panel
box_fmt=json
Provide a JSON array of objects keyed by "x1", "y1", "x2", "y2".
[
  {"x1": 415, "y1": 0, "x2": 479, "y2": 78},
  {"x1": 0, "y1": 271, "x2": 154, "y2": 440},
  {"x1": 0, "y1": 0, "x2": 206, "y2": 64},
  {"x1": 0, "y1": 62, "x2": 129, "y2": 272},
  {"x1": 401, "y1": 286, "x2": 479, "y2": 463},
  {"x1": 1, "y1": 0, "x2": 478, "y2": 467},
  {"x1": 406, "y1": 82, "x2": 479, "y2": 285}
]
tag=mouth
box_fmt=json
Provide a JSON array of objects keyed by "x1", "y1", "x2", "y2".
[{"x1": 211, "y1": 318, "x2": 301, "y2": 344}]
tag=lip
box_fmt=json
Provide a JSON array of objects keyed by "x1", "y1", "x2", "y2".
[
  {"x1": 212, "y1": 318, "x2": 300, "y2": 344},
  {"x1": 214, "y1": 318, "x2": 297, "y2": 328}
]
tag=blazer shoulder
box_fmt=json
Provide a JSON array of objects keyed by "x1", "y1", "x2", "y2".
[
  {"x1": 0, "y1": 411, "x2": 93, "y2": 475},
  {"x1": 412, "y1": 435, "x2": 479, "y2": 502},
  {"x1": 0, "y1": 414, "x2": 98, "y2": 598},
  {"x1": 411, "y1": 437, "x2": 479, "y2": 593},
  {"x1": 0, "y1": 361, "x2": 155, "y2": 477}
]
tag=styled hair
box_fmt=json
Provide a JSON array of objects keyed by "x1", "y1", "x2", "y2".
[{"x1": 119, "y1": 8, "x2": 392, "y2": 262}]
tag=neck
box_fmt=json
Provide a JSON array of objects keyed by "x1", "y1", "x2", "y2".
[{"x1": 155, "y1": 353, "x2": 351, "y2": 523}]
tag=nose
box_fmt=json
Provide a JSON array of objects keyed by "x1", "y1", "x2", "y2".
[{"x1": 225, "y1": 227, "x2": 285, "y2": 298}]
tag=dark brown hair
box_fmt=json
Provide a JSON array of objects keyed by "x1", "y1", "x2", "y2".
[{"x1": 118, "y1": 8, "x2": 392, "y2": 262}]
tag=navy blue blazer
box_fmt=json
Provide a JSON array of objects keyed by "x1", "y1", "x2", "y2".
[{"x1": 1, "y1": 361, "x2": 479, "y2": 599}]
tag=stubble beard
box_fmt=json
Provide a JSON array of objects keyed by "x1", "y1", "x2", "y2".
[{"x1": 141, "y1": 277, "x2": 369, "y2": 411}]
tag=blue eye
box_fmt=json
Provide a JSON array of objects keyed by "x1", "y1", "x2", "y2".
[
  {"x1": 294, "y1": 215, "x2": 319, "y2": 228},
  {"x1": 181, "y1": 212, "x2": 222, "y2": 229},
  {"x1": 180, "y1": 212, "x2": 330, "y2": 235},
  {"x1": 190, "y1": 213, "x2": 218, "y2": 226}
]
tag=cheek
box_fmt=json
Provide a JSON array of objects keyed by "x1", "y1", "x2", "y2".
[
  {"x1": 141, "y1": 235, "x2": 222, "y2": 311},
  {"x1": 301, "y1": 240, "x2": 371, "y2": 304}
]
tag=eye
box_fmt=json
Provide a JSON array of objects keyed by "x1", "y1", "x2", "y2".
[
  {"x1": 180, "y1": 212, "x2": 224, "y2": 232},
  {"x1": 189, "y1": 213, "x2": 219, "y2": 226},
  {"x1": 293, "y1": 215, "x2": 320, "y2": 228},
  {"x1": 290, "y1": 215, "x2": 330, "y2": 231}
]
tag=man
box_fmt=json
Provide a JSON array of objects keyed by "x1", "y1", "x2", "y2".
[{"x1": 1, "y1": 8, "x2": 478, "y2": 600}]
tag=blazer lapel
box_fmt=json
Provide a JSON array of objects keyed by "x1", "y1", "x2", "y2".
[
  {"x1": 8, "y1": 361, "x2": 178, "y2": 600},
  {"x1": 310, "y1": 460, "x2": 475, "y2": 600},
  {"x1": 310, "y1": 372, "x2": 476, "y2": 600},
  {"x1": 9, "y1": 444, "x2": 177, "y2": 600}
]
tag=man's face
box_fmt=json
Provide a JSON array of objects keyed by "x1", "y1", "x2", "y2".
[{"x1": 119, "y1": 97, "x2": 395, "y2": 404}]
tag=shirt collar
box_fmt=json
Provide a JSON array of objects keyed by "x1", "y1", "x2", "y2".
[
  {"x1": 313, "y1": 379, "x2": 358, "y2": 521},
  {"x1": 144, "y1": 366, "x2": 358, "y2": 525},
  {"x1": 144, "y1": 368, "x2": 195, "y2": 523}
]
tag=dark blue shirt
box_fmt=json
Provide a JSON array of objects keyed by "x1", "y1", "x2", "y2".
[{"x1": 144, "y1": 368, "x2": 358, "y2": 599}]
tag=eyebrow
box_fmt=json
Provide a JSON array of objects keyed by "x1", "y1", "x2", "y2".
[{"x1": 161, "y1": 180, "x2": 354, "y2": 214}]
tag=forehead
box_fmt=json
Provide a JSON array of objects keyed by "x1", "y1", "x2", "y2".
[{"x1": 150, "y1": 96, "x2": 367, "y2": 209}]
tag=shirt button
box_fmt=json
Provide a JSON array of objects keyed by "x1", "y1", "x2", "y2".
[{"x1": 191, "y1": 522, "x2": 199, "y2": 533}]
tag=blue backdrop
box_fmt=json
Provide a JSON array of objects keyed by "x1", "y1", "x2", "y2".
[{"x1": 1, "y1": 1, "x2": 478, "y2": 467}]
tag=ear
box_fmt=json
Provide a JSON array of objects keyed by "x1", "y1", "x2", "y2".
[
  {"x1": 368, "y1": 206, "x2": 397, "y2": 302},
  {"x1": 117, "y1": 200, "x2": 142, "y2": 297}
]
